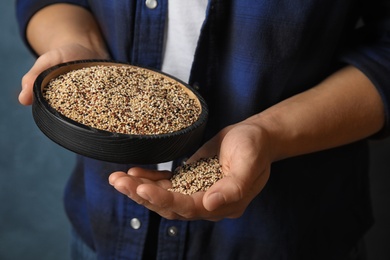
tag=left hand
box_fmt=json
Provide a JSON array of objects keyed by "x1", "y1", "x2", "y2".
[{"x1": 109, "y1": 120, "x2": 273, "y2": 221}]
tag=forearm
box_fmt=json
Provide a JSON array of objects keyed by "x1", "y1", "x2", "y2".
[
  {"x1": 250, "y1": 65, "x2": 385, "y2": 161},
  {"x1": 19, "y1": 3, "x2": 109, "y2": 106},
  {"x1": 26, "y1": 3, "x2": 108, "y2": 57}
]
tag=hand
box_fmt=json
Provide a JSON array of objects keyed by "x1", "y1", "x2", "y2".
[
  {"x1": 109, "y1": 121, "x2": 272, "y2": 221},
  {"x1": 19, "y1": 43, "x2": 108, "y2": 105}
]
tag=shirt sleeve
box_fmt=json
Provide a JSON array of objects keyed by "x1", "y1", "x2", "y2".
[
  {"x1": 339, "y1": 0, "x2": 390, "y2": 137},
  {"x1": 15, "y1": 0, "x2": 90, "y2": 55}
]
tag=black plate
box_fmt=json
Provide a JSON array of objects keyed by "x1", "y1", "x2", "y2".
[{"x1": 32, "y1": 60, "x2": 208, "y2": 164}]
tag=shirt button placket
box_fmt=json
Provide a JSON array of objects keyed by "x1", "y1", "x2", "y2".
[
  {"x1": 145, "y1": 0, "x2": 158, "y2": 9},
  {"x1": 158, "y1": 221, "x2": 187, "y2": 258}
]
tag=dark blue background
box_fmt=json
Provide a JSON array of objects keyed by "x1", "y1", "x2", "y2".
[
  {"x1": 0, "y1": 1, "x2": 73, "y2": 259},
  {"x1": 0, "y1": 1, "x2": 389, "y2": 259}
]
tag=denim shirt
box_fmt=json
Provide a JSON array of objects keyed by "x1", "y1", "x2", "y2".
[{"x1": 16, "y1": 0, "x2": 390, "y2": 259}]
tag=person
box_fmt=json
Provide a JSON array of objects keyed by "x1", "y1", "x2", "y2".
[{"x1": 16, "y1": 1, "x2": 390, "y2": 259}]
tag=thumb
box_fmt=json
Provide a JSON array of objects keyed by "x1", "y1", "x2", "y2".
[
  {"x1": 202, "y1": 176, "x2": 242, "y2": 212},
  {"x1": 19, "y1": 67, "x2": 39, "y2": 106},
  {"x1": 19, "y1": 53, "x2": 61, "y2": 105}
]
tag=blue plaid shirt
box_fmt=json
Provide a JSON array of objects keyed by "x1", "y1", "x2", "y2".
[{"x1": 17, "y1": 0, "x2": 390, "y2": 259}]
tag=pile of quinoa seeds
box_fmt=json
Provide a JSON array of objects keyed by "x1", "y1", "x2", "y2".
[
  {"x1": 43, "y1": 65, "x2": 201, "y2": 135},
  {"x1": 168, "y1": 156, "x2": 224, "y2": 195}
]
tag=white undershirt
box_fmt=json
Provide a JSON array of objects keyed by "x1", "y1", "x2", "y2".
[
  {"x1": 161, "y1": 0, "x2": 208, "y2": 82},
  {"x1": 158, "y1": 0, "x2": 208, "y2": 171}
]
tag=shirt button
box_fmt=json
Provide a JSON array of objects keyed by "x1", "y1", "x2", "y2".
[
  {"x1": 167, "y1": 226, "x2": 178, "y2": 237},
  {"x1": 145, "y1": 0, "x2": 158, "y2": 9},
  {"x1": 130, "y1": 218, "x2": 141, "y2": 230}
]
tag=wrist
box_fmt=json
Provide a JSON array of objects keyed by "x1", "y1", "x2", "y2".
[
  {"x1": 244, "y1": 113, "x2": 285, "y2": 163},
  {"x1": 47, "y1": 35, "x2": 109, "y2": 60}
]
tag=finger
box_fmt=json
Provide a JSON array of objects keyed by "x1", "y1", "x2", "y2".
[
  {"x1": 127, "y1": 167, "x2": 172, "y2": 181},
  {"x1": 111, "y1": 172, "x2": 226, "y2": 220},
  {"x1": 110, "y1": 171, "x2": 226, "y2": 220},
  {"x1": 108, "y1": 171, "x2": 127, "y2": 185},
  {"x1": 203, "y1": 164, "x2": 270, "y2": 216},
  {"x1": 135, "y1": 184, "x2": 181, "y2": 218},
  {"x1": 19, "y1": 52, "x2": 63, "y2": 105},
  {"x1": 136, "y1": 184, "x2": 224, "y2": 220},
  {"x1": 136, "y1": 184, "x2": 187, "y2": 210},
  {"x1": 202, "y1": 176, "x2": 243, "y2": 212},
  {"x1": 109, "y1": 171, "x2": 137, "y2": 197},
  {"x1": 109, "y1": 171, "x2": 172, "y2": 206}
]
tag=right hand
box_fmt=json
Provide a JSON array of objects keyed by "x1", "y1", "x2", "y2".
[
  {"x1": 109, "y1": 121, "x2": 272, "y2": 221},
  {"x1": 19, "y1": 43, "x2": 109, "y2": 106}
]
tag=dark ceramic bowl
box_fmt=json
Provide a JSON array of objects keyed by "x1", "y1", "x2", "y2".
[{"x1": 32, "y1": 60, "x2": 208, "y2": 164}]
